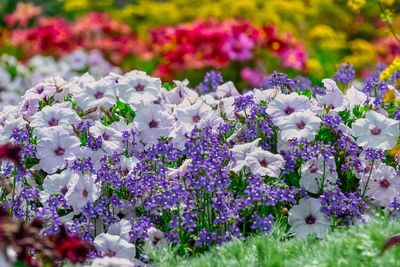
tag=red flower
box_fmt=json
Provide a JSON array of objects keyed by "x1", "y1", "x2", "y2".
[
  {"x1": 0, "y1": 144, "x2": 21, "y2": 165},
  {"x1": 53, "y1": 226, "x2": 91, "y2": 263}
]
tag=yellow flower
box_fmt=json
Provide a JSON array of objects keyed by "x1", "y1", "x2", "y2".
[
  {"x1": 380, "y1": 57, "x2": 400, "y2": 81},
  {"x1": 308, "y1": 25, "x2": 346, "y2": 50},
  {"x1": 306, "y1": 58, "x2": 323, "y2": 77},
  {"x1": 63, "y1": 0, "x2": 89, "y2": 11},
  {"x1": 389, "y1": 144, "x2": 400, "y2": 157},
  {"x1": 344, "y1": 39, "x2": 376, "y2": 70},
  {"x1": 380, "y1": 0, "x2": 395, "y2": 6},
  {"x1": 347, "y1": 0, "x2": 366, "y2": 13},
  {"x1": 384, "y1": 88, "x2": 397, "y2": 103}
]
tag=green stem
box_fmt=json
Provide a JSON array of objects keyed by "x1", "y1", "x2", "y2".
[
  {"x1": 362, "y1": 159, "x2": 375, "y2": 198},
  {"x1": 379, "y1": 3, "x2": 400, "y2": 45}
]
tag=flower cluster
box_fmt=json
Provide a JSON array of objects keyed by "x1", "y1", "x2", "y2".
[
  {"x1": 0, "y1": 64, "x2": 400, "y2": 265},
  {"x1": 6, "y1": 8, "x2": 146, "y2": 65},
  {"x1": 150, "y1": 20, "x2": 307, "y2": 81},
  {"x1": 0, "y1": 50, "x2": 119, "y2": 108}
]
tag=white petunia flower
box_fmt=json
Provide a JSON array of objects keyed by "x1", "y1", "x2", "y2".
[
  {"x1": 36, "y1": 127, "x2": 81, "y2": 173},
  {"x1": 245, "y1": 148, "x2": 284, "y2": 177},
  {"x1": 62, "y1": 49, "x2": 88, "y2": 71},
  {"x1": 134, "y1": 104, "x2": 174, "y2": 145},
  {"x1": 166, "y1": 79, "x2": 198, "y2": 105},
  {"x1": 25, "y1": 82, "x2": 57, "y2": 100},
  {"x1": 94, "y1": 233, "x2": 136, "y2": 261},
  {"x1": 352, "y1": 110, "x2": 399, "y2": 150},
  {"x1": 359, "y1": 163, "x2": 400, "y2": 207},
  {"x1": 317, "y1": 79, "x2": 346, "y2": 112},
  {"x1": 345, "y1": 86, "x2": 367, "y2": 109},
  {"x1": 288, "y1": 198, "x2": 331, "y2": 239},
  {"x1": 117, "y1": 70, "x2": 162, "y2": 110},
  {"x1": 74, "y1": 78, "x2": 117, "y2": 112},
  {"x1": 300, "y1": 159, "x2": 337, "y2": 194},
  {"x1": 119, "y1": 156, "x2": 139, "y2": 176},
  {"x1": 276, "y1": 110, "x2": 321, "y2": 141},
  {"x1": 40, "y1": 170, "x2": 80, "y2": 201},
  {"x1": 266, "y1": 92, "x2": 311, "y2": 123},
  {"x1": 107, "y1": 219, "x2": 132, "y2": 242},
  {"x1": 230, "y1": 138, "x2": 261, "y2": 173},
  {"x1": 147, "y1": 227, "x2": 167, "y2": 248},
  {"x1": 89, "y1": 121, "x2": 123, "y2": 154},
  {"x1": 65, "y1": 173, "x2": 102, "y2": 214},
  {"x1": 169, "y1": 124, "x2": 193, "y2": 150},
  {"x1": 213, "y1": 81, "x2": 240, "y2": 99},
  {"x1": 167, "y1": 159, "x2": 192, "y2": 179},
  {"x1": 175, "y1": 100, "x2": 212, "y2": 127},
  {"x1": 30, "y1": 103, "x2": 80, "y2": 131}
]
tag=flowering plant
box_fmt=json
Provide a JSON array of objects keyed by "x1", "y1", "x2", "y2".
[
  {"x1": 150, "y1": 20, "x2": 307, "y2": 86},
  {"x1": 0, "y1": 50, "x2": 119, "y2": 108},
  {"x1": 0, "y1": 60, "x2": 399, "y2": 265}
]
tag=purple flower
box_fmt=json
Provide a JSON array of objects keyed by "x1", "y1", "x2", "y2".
[
  {"x1": 264, "y1": 72, "x2": 295, "y2": 93},
  {"x1": 333, "y1": 63, "x2": 355, "y2": 85},
  {"x1": 197, "y1": 71, "x2": 224, "y2": 93}
]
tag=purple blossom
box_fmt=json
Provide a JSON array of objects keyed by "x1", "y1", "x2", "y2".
[
  {"x1": 333, "y1": 63, "x2": 355, "y2": 85},
  {"x1": 197, "y1": 70, "x2": 224, "y2": 93}
]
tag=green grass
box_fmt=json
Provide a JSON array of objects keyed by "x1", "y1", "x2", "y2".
[{"x1": 146, "y1": 216, "x2": 400, "y2": 267}]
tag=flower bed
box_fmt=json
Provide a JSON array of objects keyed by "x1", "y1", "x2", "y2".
[{"x1": 0, "y1": 61, "x2": 399, "y2": 265}]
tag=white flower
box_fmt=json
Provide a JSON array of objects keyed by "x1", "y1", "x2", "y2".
[
  {"x1": 80, "y1": 146, "x2": 106, "y2": 171},
  {"x1": 169, "y1": 124, "x2": 193, "y2": 150},
  {"x1": 300, "y1": 159, "x2": 337, "y2": 194},
  {"x1": 94, "y1": 233, "x2": 136, "y2": 261},
  {"x1": 65, "y1": 173, "x2": 102, "y2": 214},
  {"x1": 40, "y1": 170, "x2": 80, "y2": 201},
  {"x1": 352, "y1": 110, "x2": 399, "y2": 150},
  {"x1": 134, "y1": 104, "x2": 174, "y2": 145},
  {"x1": 359, "y1": 163, "x2": 400, "y2": 207},
  {"x1": 74, "y1": 78, "x2": 117, "y2": 112},
  {"x1": 63, "y1": 49, "x2": 88, "y2": 71},
  {"x1": 107, "y1": 219, "x2": 132, "y2": 242},
  {"x1": 175, "y1": 100, "x2": 212, "y2": 127},
  {"x1": 266, "y1": 92, "x2": 311, "y2": 123},
  {"x1": 36, "y1": 127, "x2": 81, "y2": 173},
  {"x1": 119, "y1": 156, "x2": 139, "y2": 176},
  {"x1": 229, "y1": 138, "x2": 261, "y2": 173},
  {"x1": 245, "y1": 148, "x2": 284, "y2": 177},
  {"x1": 117, "y1": 70, "x2": 162, "y2": 109},
  {"x1": 167, "y1": 159, "x2": 192, "y2": 179},
  {"x1": 250, "y1": 88, "x2": 279, "y2": 104},
  {"x1": 276, "y1": 110, "x2": 321, "y2": 141},
  {"x1": 147, "y1": 227, "x2": 167, "y2": 248},
  {"x1": 30, "y1": 103, "x2": 79, "y2": 131},
  {"x1": 288, "y1": 198, "x2": 331, "y2": 239},
  {"x1": 213, "y1": 81, "x2": 240, "y2": 99},
  {"x1": 89, "y1": 121, "x2": 123, "y2": 154},
  {"x1": 44, "y1": 76, "x2": 72, "y2": 101},
  {"x1": 197, "y1": 110, "x2": 224, "y2": 130},
  {"x1": 166, "y1": 80, "x2": 198, "y2": 105},
  {"x1": 317, "y1": 79, "x2": 346, "y2": 111},
  {"x1": 345, "y1": 86, "x2": 367, "y2": 109},
  {"x1": 25, "y1": 82, "x2": 57, "y2": 100}
]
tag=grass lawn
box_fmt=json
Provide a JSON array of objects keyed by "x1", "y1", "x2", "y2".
[{"x1": 146, "y1": 215, "x2": 400, "y2": 267}]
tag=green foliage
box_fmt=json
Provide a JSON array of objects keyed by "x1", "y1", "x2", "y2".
[{"x1": 147, "y1": 215, "x2": 400, "y2": 267}]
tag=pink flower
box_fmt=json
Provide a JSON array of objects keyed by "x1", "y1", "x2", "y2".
[
  {"x1": 282, "y1": 47, "x2": 307, "y2": 70},
  {"x1": 224, "y1": 33, "x2": 254, "y2": 61},
  {"x1": 240, "y1": 68, "x2": 266, "y2": 87}
]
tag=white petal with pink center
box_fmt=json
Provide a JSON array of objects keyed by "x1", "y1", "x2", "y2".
[
  {"x1": 245, "y1": 148, "x2": 284, "y2": 177},
  {"x1": 352, "y1": 110, "x2": 399, "y2": 150}
]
